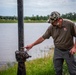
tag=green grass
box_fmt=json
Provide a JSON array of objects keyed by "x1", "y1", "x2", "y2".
[
  {"x1": 26, "y1": 57, "x2": 55, "y2": 75},
  {"x1": 0, "y1": 57, "x2": 55, "y2": 75},
  {"x1": 0, "y1": 50, "x2": 69, "y2": 75},
  {"x1": 0, "y1": 64, "x2": 17, "y2": 75},
  {"x1": 0, "y1": 19, "x2": 76, "y2": 23},
  {"x1": 0, "y1": 19, "x2": 18, "y2": 23},
  {"x1": 0, "y1": 19, "x2": 47, "y2": 23}
]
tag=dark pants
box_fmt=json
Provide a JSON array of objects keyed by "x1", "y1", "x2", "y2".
[{"x1": 53, "y1": 48, "x2": 76, "y2": 75}]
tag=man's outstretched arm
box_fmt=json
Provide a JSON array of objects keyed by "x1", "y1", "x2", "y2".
[{"x1": 24, "y1": 36, "x2": 45, "y2": 50}]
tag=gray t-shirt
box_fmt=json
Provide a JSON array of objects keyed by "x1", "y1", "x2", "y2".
[{"x1": 42, "y1": 19, "x2": 76, "y2": 50}]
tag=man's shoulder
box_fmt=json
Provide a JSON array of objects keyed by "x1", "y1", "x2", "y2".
[
  {"x1": 63, "y1": 19, "x2": 74, "y2": 24},
  {"x1": 48, "y1": 24, "x2": 53, "y2": 29},
  {"x1": 63, "y1": 19, "x2": 75, "y2": 27}
]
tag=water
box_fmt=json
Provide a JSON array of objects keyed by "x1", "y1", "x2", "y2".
[{"x1": 0, "y1": 23, "x2": 54, "y2": 64}]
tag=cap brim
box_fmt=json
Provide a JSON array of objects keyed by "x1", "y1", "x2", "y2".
[
  {"x1": 47, "y1": 19, "x2": 54, "y2": 23},
  {"x1": 47, "y1": 19, "x2": 50, "y2": 23}
]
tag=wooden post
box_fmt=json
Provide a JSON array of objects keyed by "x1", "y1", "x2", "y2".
[{"x1": 17, "y1": 0, "x2": 26, "y2": 75}]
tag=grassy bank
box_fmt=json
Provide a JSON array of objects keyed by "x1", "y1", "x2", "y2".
[
  {"x1": 0, "y1": 19, "x2": 18, "y2": 23},
  {"x1": 0, "y1": 19, "x2": 47, "y2": 23},
  {"x1": 0, "y1": 49, "x2": 69, "y2": 75},
  {"x1": 0, "y1": 19, "x2": 76, "y2": 23}
]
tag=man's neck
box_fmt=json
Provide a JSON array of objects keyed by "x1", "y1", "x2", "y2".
[{"x1": 57, "y1": 18, "x2": 63, "y2": 28}]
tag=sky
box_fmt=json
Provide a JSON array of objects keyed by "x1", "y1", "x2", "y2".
[{"x1": 0, "y1": 0, "x2": 76, "y2": 16}]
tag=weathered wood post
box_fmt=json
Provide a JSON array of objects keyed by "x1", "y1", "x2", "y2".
[{"x1": 17, "y1": 0, "x2": 26, "y2": 75}]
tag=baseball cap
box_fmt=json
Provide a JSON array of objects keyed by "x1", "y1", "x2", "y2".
[{"x1": 48, "y1": 11, "x2": 61, "y2": 23}]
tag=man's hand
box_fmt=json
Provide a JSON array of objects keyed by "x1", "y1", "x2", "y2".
[
  {"x1": 24, "y1": 44, "x2": 34, "y2": 50},
  {"x1": 70, "y1": 46, "x2": 76, "y2": 55}
]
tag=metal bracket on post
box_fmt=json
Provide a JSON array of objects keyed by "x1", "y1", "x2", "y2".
[{"x1": 15, "y1": 49, "x2": 31, "y2": 62}]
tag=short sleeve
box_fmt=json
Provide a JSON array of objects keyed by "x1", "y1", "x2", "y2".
[
  {"x1": 74, "y1": 25, "x2": 76, "y2": 37},
  {"x1": 71, "y1": 22, "x2": 76, "y2": 37},
  {"x1": 42, "y1": 25, "x2": 52, "y2": 39}
]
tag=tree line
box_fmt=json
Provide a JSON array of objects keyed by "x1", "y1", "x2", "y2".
[{"x1": 0, "y1": 12, "x2": 76, "y2": 21}]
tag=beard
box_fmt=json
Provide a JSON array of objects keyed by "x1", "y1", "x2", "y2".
[{"x1": 52, "y1": 22, "x2": 60, "y2": 27}]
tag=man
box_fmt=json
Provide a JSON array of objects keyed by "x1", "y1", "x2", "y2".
[{"x1": 24, "y1": 11, "x2": 76, "y2": 75}]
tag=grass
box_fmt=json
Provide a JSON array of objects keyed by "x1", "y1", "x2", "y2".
[
  {"x1": 0, "y1": 64, "x2": 17, "y2": 75},
  {"x1": 0, "y1": 19, "x2": 47, "y2": 23},
  {"x1": 0, "y1": 19, "x2": 18, "y2": 23},
  {"x1": 26, "y1": 56, "x2": 55, "y2": 75},
  {"x1": 0, "y1": 57, "x2": 55, "y2": 75},
  {"x1": 0, "y1": 19, "x2": 75, "y2": 23},
  {"x1": 0, "y1": 49, "x2": 70, "y2": 75}
]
